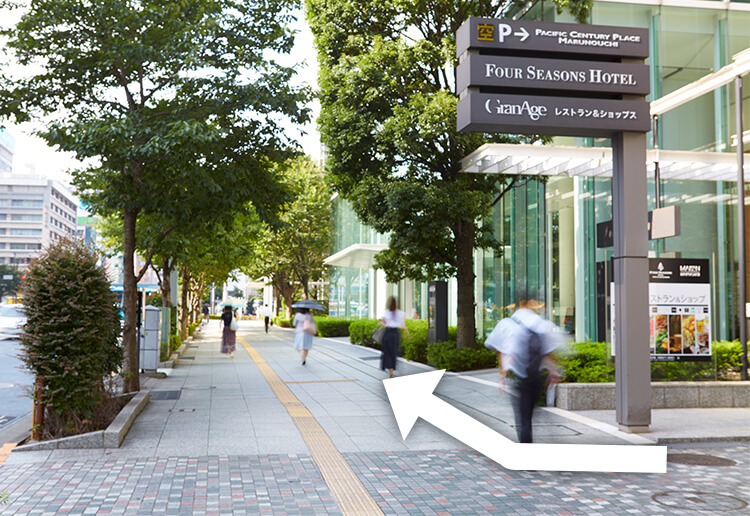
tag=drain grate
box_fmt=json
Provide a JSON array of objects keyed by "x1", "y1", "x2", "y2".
[
  {"x1": 169, "y1": 408, "x2": 195, "y2": 412},
  {"x1": 178, "y1": 356, "x2": 195, "y2": 360},
  {"x1": 358, "y1": 356, "x2": 380, "y2": 361},
  {"x1": 150, "y1": 390, "x2": 181, "y2": 401},
  {"x1": 668, "y1": 453, "x2": 737, "y2": 467},
  {"x1": 653, "y1": 491, "x2": 747, "y2": 512}
]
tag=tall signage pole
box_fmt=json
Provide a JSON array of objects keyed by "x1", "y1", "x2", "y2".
[
  {"x1": 456, "y1": 18, "x2": 652, "y2": 432},
  {"x1": 736, "y1": 77, "x2": 748, "y2": 381}
]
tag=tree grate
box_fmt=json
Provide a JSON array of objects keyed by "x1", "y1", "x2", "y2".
[{"x1": 149, "y1": 390, "x2": 181, "y2": 401}]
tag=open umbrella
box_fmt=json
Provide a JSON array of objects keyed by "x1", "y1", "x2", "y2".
[{"x1": 291, "y1": 300, "x2": 325, "y2": 311}]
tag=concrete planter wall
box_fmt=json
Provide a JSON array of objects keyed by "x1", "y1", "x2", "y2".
[
  {"x1": 555, "y1": 381, "x2": 750, "y2": 410},
  {"x1": 14, "y1": 391, "x2": 149, "y2": 451}
]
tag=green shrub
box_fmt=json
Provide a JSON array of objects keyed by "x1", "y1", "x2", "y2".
[
  {"x1": 19, "y1": 238, "x2": 122, "y2": 438},
  {"x1": 273, "y1": 316, "x2": 292, "y2": 328},
  {"x1": 402, "y1": 320, "x2": 428, "y2": 362},
  {"x1": 170, "y1": 334, "x2": 182, "y2": 353},
  {"x1": 559, "y1": 340, "x2": 748, "y2": 383},
  {"x1": 558, "y1": 342, "x2": 614, "y2": 383},
  {"x1": 348, "y1": 319, "x2": 382, "y2": 350},
  {"x1": 0, "y1": 491, "x2": 8, "y2": 505},
  {"x1": 714, "y1": 340, "x2": 744, "y2": 376},
  {"x1": 314, "y1": 317, "x2": 352, "y2": 337},
  {"x1": 426, "y1": 341, "x2": 497, "y2": 371}
]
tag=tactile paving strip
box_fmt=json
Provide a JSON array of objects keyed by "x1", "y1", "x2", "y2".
[{"x1": 237, "y1": 335, "x2": 383, "y2": 515}]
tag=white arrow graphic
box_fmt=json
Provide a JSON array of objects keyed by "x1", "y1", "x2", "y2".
[
  {"x1": 383, "y1": 370, "x2": 667, "y2": 473},
  {"x1": 514, "y1": 27, "x2": 530, "y2": 42}
]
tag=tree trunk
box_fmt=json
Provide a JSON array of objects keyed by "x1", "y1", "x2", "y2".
[
  {"x1": 180, "y1": 268, "x2": 190, "y2": 339},
  {"x1": 455, "y1": 219, "x2": 476, "y2": 349},
  {"x1": 301, "y1": 273, "x2": 310, "y2": 300},
  {"x1": 275, "y1": 275, "x2": 295, "y2": 319},
  {"x1": 160, "y1": 260, "x2": 172, "y2": 307},
  {"x1": 122, "y1": 209, "x2": 140, "y2": 392},
  {"x1": 32, "y1": 376, "x2": 44, "y2": 440}
]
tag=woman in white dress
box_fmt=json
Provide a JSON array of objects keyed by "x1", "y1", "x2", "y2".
[
  {"x1": 293, "y1": 308, "x2": 314, "y2": 365},
  {"x1": 380, "y1": 296, "x2": 410, "y2": 378}
]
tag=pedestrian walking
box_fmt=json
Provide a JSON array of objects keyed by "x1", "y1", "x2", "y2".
[
  {"x1": 293, "y1": 308, "x2": 315, "y2": 365},
  {"x1": 484, "y1": 288, "x2": 562, "y2": 443},
  {"x1": 202, "y1": 303, "x2": 210, "y2": 325},
  {"x1": 220, "y1": 305, "x2": 236, "y2": 358},
  {"x1": 262, "y1": 304, "x2": 271, "y2": 333},
  {"x1": 379, "y1": 296, "x2": 410, "y2": 378}
]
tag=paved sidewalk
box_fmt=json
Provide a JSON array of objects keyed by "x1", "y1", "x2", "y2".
[{"x1": 1, "y1": 320, "x2": 750, "y2": 514}]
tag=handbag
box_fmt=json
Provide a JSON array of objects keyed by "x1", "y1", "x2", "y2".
[
  {"x1": 302, "y1": 316, "x2": 316, "y2": 335},
  {"x1": 372, "y1": 327, "x2": 385, "y2": 343},
  {"x1": 230, "y1": 314, "x2": 239, "y2": 331}
]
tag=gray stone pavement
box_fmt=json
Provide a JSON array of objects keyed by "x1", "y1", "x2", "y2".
[{"x1": 1, "y1": 319, "x2": 750, "y2": 514}]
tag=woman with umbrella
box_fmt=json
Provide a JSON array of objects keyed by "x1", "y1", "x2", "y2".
[{"x1": 292, "y1": 300, "x2": 322, "y2": 365}]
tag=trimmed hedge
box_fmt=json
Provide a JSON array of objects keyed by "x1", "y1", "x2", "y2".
[
  {"x1": 349, "y1": 319, "x2": 382, "y2": 350},
  {"x1": 349, "y1": 318, "x2": 487, "y2": 371},
  {"x1": 427, "y1": 341, "x2": 497, "y2": 371},
  {"x1": 314, "y1": 317, "x2": 352, "y2": 337},
  {"x1": 558, "y1": 340, "x2": 748, "y2": 383},
  {"x1": 273, "y1": 316, "x2": 292, "y2": 328},
  {"x1": 557, "y1": 342, "x2": 614, "y2": 383}
]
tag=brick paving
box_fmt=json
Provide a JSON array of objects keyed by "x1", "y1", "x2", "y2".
[
  {"x1": 2, "y1": 321, "x2": 750, "y2": 515},
  {"x1": 2, "y1": 444, "x2": 750, "y2": 514}
]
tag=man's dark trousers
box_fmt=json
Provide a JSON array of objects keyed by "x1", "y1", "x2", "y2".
[
  {"x1": 264, "y1": 316, "x2": 270, "y2": 333},
  {"x1": 513, "y1": 375, "x2": 542, "y2": 443}
]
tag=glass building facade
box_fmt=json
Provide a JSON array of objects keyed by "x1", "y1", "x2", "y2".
[{"x1": 328, "y1": 0, "x2": 750, "y2": 344}]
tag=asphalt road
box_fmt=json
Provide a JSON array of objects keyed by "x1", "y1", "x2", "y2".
[{"x1": 0, "y1": 336, "x2": 32, "y2": 431}]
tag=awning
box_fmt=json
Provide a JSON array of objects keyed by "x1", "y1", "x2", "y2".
[
  {"x1": 323, "y1": 243, "x2": 388, "y2": 269},
  {"x1": 461, "y1": 143, "x2": 749, "y2": 182}
]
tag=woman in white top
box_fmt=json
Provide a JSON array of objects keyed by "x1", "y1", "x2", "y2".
[
  {"x1": 379, "y1": 296, "x2": 410, "y2": 378},
  {"x1": 292, "y1": 308, "x2": 314, "y2": 365}
]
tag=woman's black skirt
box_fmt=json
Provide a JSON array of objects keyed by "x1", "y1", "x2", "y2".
[{"x1": 380, "y1": 327, "x2": 400, "y2": 370}]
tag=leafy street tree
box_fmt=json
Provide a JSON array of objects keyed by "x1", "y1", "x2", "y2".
[
  {"x1": 245, "y1": 156, "x2": 332, "y2": 318},
  {"x1": 0, "y1": 0, "x2": 309, "y2": 391},
  {"x1": 307, "y1": 0, "x2": 590, "y2": 348},
  {"x1": 19, "y1": 238, "x2": 122, "y2": 439}
]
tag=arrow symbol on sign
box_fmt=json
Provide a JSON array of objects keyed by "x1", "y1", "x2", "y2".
[
  {"x1": 514, "y1": 27, "x2": 529, "y2": 42},
  {"x1": 383, "y1": 370, "x2": 667, "y2": 473}
]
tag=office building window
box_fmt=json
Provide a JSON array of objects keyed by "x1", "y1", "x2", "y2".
[
  {"x1": 11, "y1": 214, "x2": 42, "y2": 221},
  {"x1": 10, "y1": 228, "x2": 42, "y2": 236}
]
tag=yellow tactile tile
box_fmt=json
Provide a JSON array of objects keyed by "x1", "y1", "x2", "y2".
[
  {"x1": 238, "y1": 336, "x2": 383, "y2": 515},
  {"x1": 0, "y1": 442, "x2": 16, "y2": 465}
]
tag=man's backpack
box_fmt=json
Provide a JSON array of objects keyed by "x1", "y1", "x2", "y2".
[{"x1": 513, "y1": 316, "x2": 544, "y2": 382}]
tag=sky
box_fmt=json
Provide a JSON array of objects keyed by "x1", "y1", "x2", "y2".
[{"x1": 0, "y1": 5, "x2": 321, "y2": 188}]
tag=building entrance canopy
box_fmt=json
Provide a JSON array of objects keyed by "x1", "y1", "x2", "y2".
[
  {"x1": 323, "y1": 243, "x2": 388, "y2": 269},
  {"x1": 462, "y1": 143, "x2": 749, "y2": 183}
]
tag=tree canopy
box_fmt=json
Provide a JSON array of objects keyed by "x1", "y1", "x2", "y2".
[
  {"x1": 244, "y1": 156, "x2": 332, "y2": 317},
  {"x1": 0, "y1": 0, "x2": 310, "y2": 390},
  {"x1": 307, "y1": 0, "x2": 590, "y2": 347}
]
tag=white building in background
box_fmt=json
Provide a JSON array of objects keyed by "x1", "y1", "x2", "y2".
[
  {"x1": 0, "y1": 129, "x2": 13, "y2": 175},
  {"x1": 0, "y1": 129, "x2": 79, "y2": 266},
  {"x1": 0, "y1": 177, "x2": 77, "y2": 266}
]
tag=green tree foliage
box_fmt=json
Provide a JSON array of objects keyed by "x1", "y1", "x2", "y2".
[
  {"x1": 0, "y1": 0, "x2": 309, "y2": 391},
  {"x1": 19, "y1": 238, "x2": 122, "y2": 438},
  {"x1": 245, "y1": 156, "x2": 332, "y2": 317},
  {"x1": 307, "y1": 0, "x2": 590, "y2": 347}
]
